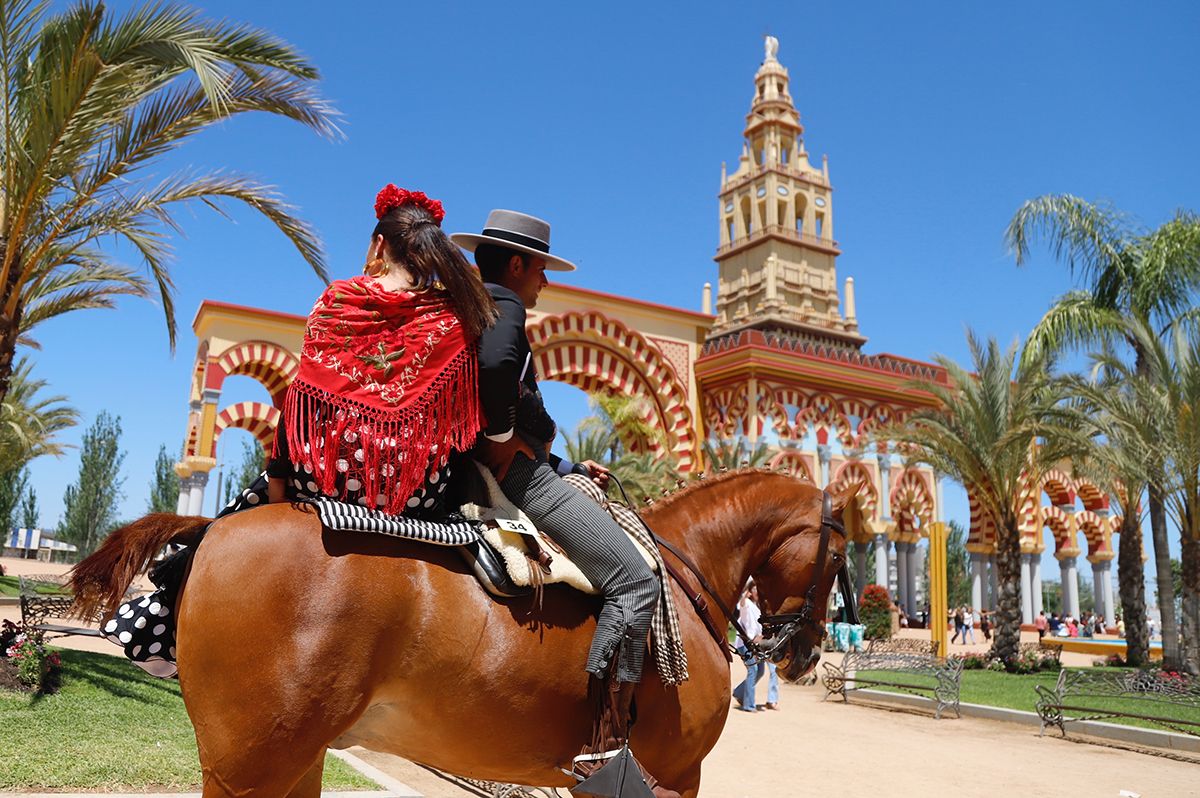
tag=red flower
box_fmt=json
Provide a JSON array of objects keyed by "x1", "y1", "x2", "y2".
[{"x1": 374, "y1": 184, "x2": 445, "y2": 225}]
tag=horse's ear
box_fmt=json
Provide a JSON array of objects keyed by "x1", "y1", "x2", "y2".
[{"x1": 826, "y1": 481, "x2": 861, "y2": 520}]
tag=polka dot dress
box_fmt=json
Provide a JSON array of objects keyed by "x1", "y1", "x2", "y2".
[
  {"x1": 103, "y1": 580, "x2": 181, "y2": 678},
  {"x1": 221, "y1": 460, "x2": 453, "y2": 520}
]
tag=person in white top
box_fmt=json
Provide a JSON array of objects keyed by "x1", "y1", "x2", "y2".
[
  {"x1": 961, "y1": 607, "x2": 976, "y2": 644},
  {"x1": 732, "y1": 582, "x2": 764, "y2": 712}
]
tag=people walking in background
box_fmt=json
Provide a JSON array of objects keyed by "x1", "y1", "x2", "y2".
[
  {"x1": 979, "y1": 610, "x2": 992, "y2": 642},
  {"x1": 732, "y1": 582, "x2": 764, "y2": 712},
  {"x1": 950, "y1": 606, "x2": 964, "y2": 644},
  {"x1": 961, "y1": 606, "x2": 976, "y2": 644},
  {"x1": 761, "y1": 660, "x2": 780, "y2": 711},
  {"x1": 1049, "y1": 612, "x2": 1062, "y2": 636},
  {"x1": 1035, "y1": 610, "x2": 1048, "y2": 640}
]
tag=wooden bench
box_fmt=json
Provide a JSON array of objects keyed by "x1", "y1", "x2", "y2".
[
  {"x1": 1035, "y1": 667, "x2": 1200, "y2": 739},
  {"x1": 18, "y1": 574, "x2": 104, "y2": 639},
  {"x1": 822, "y1": 637, "x2": 963, "y2": 719}
]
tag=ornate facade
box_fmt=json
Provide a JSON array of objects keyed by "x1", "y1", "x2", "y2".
[{"x1": 175, "y1": 38, "x2": 1121, "y2": 623}]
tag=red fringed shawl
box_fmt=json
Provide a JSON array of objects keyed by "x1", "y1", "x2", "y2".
[{"x1": 277, "y1": 276, "x2": 482, "y2": 514}]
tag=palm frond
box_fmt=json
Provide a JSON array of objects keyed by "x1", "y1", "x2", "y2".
[
  {"x1": 1004, "y1": 194, "x2": 1131, "y2": 290},
  {"x1": 0, "y1": 356, "x2": 78, "y2": 472}
]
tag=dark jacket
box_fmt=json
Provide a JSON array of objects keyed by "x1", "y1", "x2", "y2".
[{"x1": 477, "y1": 283, "x2": 555, "y2": 446}]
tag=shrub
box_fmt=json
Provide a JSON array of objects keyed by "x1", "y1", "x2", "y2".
[
  {"x1": 998, "y1": 646, "x2": 1061, "y2": 674},
  {"x1": 953, "y1": 653, "x2": 990, "y2": 670},
  {"x1": 1, "y1": 621, "x2": 61, "y2": 694},
  {"x1": 859, "y1": 584, "x2": 892, "y2": 640}
]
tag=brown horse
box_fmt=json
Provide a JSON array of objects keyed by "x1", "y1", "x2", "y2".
[{"x1": 73, "y1": 471, "x2": 856, "y2": 798}]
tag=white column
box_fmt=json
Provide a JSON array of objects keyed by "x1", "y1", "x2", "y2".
[
  {"x1": 970, "y1": 553, "x2": 984, "y2": 612},
  {"x1": 1031, "y1": 555, "x2": 1044, "y2": 619},
  {"x1": 186, "y1": 471, "x2": 209, "y2": 517},
  {"x1": 877, "y1": 454, "x2": 892, "y2": 521},
  {"x1": 896, "y1": 541, "x2": 910, "y2": 612},
  {"x1": 816, "y1": 444, "x2": 831, "y2": 487},
  {"x1": 874, "y1": 534, "x2": 889, "y2": 588},
  {"x1": 1060, "y1": 556, "x2": 1080, "y2": 619},
  {"x1": 1020, "y1": 553, "x2": 1034, "y2": 625},
  {"x1": 909, "y1": 543, "x2": 924, "y2": 616},
  {"x1": 1091, "y1": 561, "x2": 1106, "y2": 621},
  {"x1": 1101, "y1": 562, "x2": 1115, "y2": 628},
  {"x1": 176, "y1": 474, "x2": 192, "y2": 515}
]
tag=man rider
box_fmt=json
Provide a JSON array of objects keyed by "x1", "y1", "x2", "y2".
[{"x1": 452, "y1": 210, "x2": 678, "y2": 798}]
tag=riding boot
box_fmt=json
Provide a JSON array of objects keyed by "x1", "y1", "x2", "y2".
[{"x1": 571, "y1": 674, "x2": 681, "y2": 798}]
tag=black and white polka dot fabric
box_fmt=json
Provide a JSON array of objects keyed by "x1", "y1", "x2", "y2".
[
  {"x1": 103, "y1": 590, "x2": 179, "y2": 678},
  {"x1": 223, "y1": 459, "x2": 454, "y2": 519}
]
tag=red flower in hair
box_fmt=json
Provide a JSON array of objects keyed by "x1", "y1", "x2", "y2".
[{"x1": 374, "y1": 184, "x2": 445, "y2": 225}]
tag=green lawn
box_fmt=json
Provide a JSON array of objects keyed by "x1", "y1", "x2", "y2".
[
  {"x1": 0, "y1": 574, "x2": 71, "y2": 597},
  {"x1": 0, "y1": 649, "x2": 378, "y2": 790},
  {"x1": 858, "y1": 667, "x2": 1200, "y2": 734}
]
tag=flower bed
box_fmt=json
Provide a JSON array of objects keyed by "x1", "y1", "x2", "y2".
[{"x1": 1, "y1": 621, "x2": 62, "y2": 694}]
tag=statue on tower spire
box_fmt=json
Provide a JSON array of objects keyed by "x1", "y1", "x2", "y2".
[{"x1": 765, "y1": 35, "x2": 779, "y2": 62}]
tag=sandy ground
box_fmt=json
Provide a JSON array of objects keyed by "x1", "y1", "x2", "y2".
[{"x1": 6, "y1": 555, "x2": 1188, "y2": 797}]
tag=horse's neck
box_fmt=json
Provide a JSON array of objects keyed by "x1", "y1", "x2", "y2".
[{"x1": 643, "y1": 475, "x2": 784, "y2": 614}]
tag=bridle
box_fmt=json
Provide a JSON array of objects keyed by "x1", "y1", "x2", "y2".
[{"x1": 617, "y1": 478, "x2": 859, "y2": 665}]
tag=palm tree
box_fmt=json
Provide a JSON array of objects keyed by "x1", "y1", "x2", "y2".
[
  {"x1": 564, "y1": 393, "x2": 680, "y2": 504},
  {"x1": 1063, "y1": 346, "x2": 1157, "y2": 667},
  {"x1": 883, "y1": 332, "x2": 1078, "y2": 663},
  {"x1": 701, "y1": 437, "x2": 772, "y2": 472},
  {"x1": 0, "y1": 356, "x2": 77, "y2": 474},
  {"x1": 0, "y1": 0, "x2": 338, "y2": 405},
  {"x1": 1006, "y1": 195, "x2": 1200, "y2": 670}
]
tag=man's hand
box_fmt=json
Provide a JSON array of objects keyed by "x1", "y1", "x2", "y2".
[
  {"x1": 478, "y1": 436, "x2": 537, "y2": 482},
  {"x1": 578, "y1": 459, "x2": 612, "y2": 489}
]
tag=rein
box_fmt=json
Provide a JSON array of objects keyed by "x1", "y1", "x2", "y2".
[{"x1": 612, "y1": 476, "x2": 859, "y2": 665}]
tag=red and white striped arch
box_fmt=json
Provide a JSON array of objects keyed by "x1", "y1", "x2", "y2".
[
  {"x1": 768, "y1": 449, "x2": 815, "y2": 482},
  {"x1": 207, "y1": 341, "x2": 299, "y2": 406},
  {"x1": 212, "y1": 401, "x2": 280, "y2": 456},
  {"x1": 703, "y1": 386, "x2": 750, "y2": 440},
  {"x1": 526, "y1": 311, "x2": 696, "y2": 472},
  {"x1": 830, "y1": 460, "x2": 880, "y2": 519},
  {"x1": 889, "y1": 468, "x2": 934, "y2": 533}
]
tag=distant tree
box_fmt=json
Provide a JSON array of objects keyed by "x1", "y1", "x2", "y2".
[
  {"x1": 223, "y1": 438, "x2": 266, "y2": 504},
  {"x1": 58, "y1": 412, "x2": 125, "y2": 556},
  {"x1": 0, "y1": 358, "x2": 77, "y2": 475},
  {"x1": 148, "y1": 444, "x2": 181, "y2": 513},
  {"x1": 20, "y1": 484, "x2": 38, "y2": 530},
  {"x1": 0, "y1": 466, "x2": 28, "y2": 533},
  {"x1": 702, "y1": 438, "x2": 772, "y2": 472},
  {"x1": 945, "y1": 520, "x2": 971, "y2": 609}
]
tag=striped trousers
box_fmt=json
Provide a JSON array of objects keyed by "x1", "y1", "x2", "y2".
[{"x1": 500, "y1": 455, "x2": 658, "y2": 683}]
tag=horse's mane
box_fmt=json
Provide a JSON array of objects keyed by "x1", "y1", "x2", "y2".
[{"x1": 639, "y1": 467, "x2": 816, "y2": 514}]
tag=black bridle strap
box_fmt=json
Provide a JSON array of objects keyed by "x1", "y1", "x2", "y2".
[{"x1": 612, "y1": 475, "x2": 851, "y2": 663}]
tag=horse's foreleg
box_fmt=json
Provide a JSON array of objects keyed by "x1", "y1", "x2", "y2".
[
  {"x1": 284, "y1": 751, "x2": 325, "y2": 798},
  {"x1": 674, "y1": 770, "x2": 701, "y2": 798}
]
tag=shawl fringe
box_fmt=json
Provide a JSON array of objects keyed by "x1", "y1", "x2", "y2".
[{"x1": 280, "y1": 346, "x2": 481, "y2": 515}]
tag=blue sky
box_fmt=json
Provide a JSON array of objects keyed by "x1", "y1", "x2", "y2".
[{"x1": 18, "y1": 1, "x2": 1200, "y2": 601}]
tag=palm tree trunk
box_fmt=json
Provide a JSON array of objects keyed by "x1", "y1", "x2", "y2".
[
  {"x1": 0, "y1": 245, "x2": 22, "y2": 409},
  {"x1": 1148, "y1": 483, "x2": 1183, "y2": 670},
  {"x1": 991, "y1": 520, "x2": 1022, "y2": 663},
  {"x1": 1117, "y1": 510, "x2": 1149, "y2": 667},
  {"x1": 1180, "y1": 518, "x2": 1200, "y2": 674}
]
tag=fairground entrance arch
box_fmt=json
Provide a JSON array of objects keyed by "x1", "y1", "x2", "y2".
[{"x1": 174, "y1": 38, "x2": 1131, "y2": 628}]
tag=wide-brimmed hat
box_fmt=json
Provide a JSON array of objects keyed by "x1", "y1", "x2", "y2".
[{"x1": 450, "y1": 209, "x2": 576, "y2": 272}]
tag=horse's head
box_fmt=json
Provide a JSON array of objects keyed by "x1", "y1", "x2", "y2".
[{"x1": 752, "y1": 479, "x2": 859, "y2": 682}]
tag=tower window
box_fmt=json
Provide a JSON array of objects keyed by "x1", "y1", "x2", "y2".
[{"x1": 815, "y1": 213, "x2": 825, "y2": 238}]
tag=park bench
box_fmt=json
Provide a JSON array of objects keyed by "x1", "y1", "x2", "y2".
[
  {"x1": 822, "y1": 637, "x2": 963, "y2": 719},
  {"x1": 1035, "y1": 667, "x2": 1200, "y2": 739},
  {"x1": 18, "y1": 573, "x2": 105, "y2": 639}
]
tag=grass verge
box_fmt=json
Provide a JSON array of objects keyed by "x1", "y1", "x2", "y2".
[
  {"x1": 0, "y1": 648, "x2": 377, "y2": 790},
  {"x1": 858, "y1": 667, "x2": 1200, "y2": 734}
]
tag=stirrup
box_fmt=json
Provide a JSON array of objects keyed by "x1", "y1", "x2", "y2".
[{"x1": 567, "y1": 744, "x2": 656, "y2": 798}]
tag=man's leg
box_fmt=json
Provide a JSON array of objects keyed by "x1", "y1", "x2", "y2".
[
  {"x1": 766, "y1": 662, "x2": 779, "y2": 707},
  {"x1": 499, "y1": 455, "x2": 658, "y2": 682}
]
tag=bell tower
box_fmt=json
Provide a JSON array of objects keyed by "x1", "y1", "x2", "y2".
[{"x1": 711, "y1": 36, "x2": 864, "y2": 349}]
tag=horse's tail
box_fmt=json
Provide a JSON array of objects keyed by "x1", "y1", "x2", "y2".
[{"x1": 69, "y1": 513, "x2": 211, "y2": 620}]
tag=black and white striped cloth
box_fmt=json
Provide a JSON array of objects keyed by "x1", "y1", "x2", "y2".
[{"x1": 309, "y1": 496, "x2": 482, "y2": 545}]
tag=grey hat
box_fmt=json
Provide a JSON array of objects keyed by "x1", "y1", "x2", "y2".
[{"x1": 450, "y1": 209, "x2": 576, "y2": 272}]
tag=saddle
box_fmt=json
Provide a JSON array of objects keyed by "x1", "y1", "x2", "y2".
[{"x1": 458, "y1": 461, "x2": 659, "y2": 600}]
